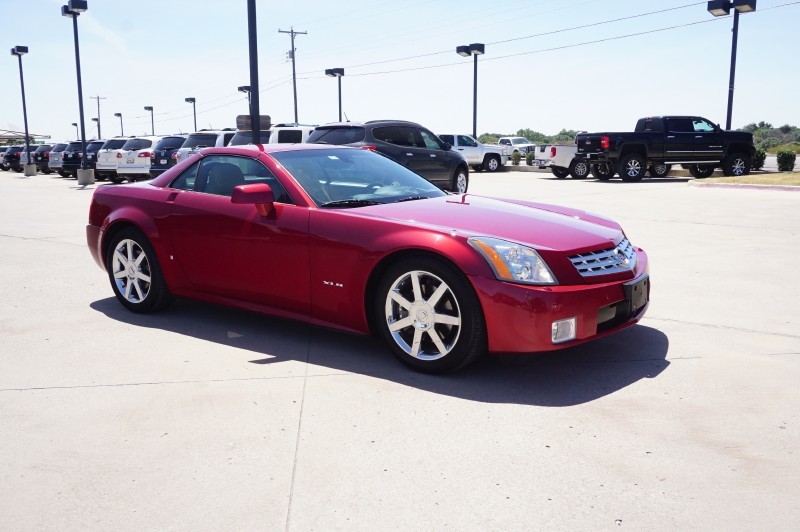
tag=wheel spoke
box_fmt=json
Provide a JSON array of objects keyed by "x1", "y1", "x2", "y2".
[
  {"x1": 410, "y1": 272, "x2": 422, "y2": 302},
  {"x1": 136, "y1": 271, "x2": 151, "y2": 283},
  {"x1": 427, "y1": 329, "x2": 448, "y2": 355},
  {"x1": 435, "y1": 313, "x2": 460, "y2": 326},
  {"x1": 114, "y1": 250, "x2": 128, "y2": 268},
  {"x1": 124, "y1": 280, "x2": 132, "y2": 300},
  {"x1": 134, "y1": 252, "x2": 147, "y2": 267},
  {"x1": 426, "y1": 283, "x2": 447, "y2": 307},
  {"x1": 132, "y1": 280, "x2": 145, "y2": 301},
  {"x1": 126, "y1": 240, "x2": 134, "y2": 262},
  {"x1": 113, "y1": 269, "x2": 127, "y2": 279},
  {"x1": 389, "y1": 290, "x2": 413, "y2": 311},
  {"x1": 409, "y1": 329, "x2": 423, "y2": 358},
  {"x1": 388, "y1": 316, "x2": 413, "y2": 332}
]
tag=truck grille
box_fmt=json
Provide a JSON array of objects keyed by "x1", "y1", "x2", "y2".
[{"x1": 569, "y1": 238, "x2": 637, "y2": 277}]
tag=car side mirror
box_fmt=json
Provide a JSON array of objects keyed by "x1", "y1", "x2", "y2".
[
  {"x1": 442, "y1": 142, "x2": 452, "y2": 151},
  {"x1": 231, "y1": 183, "x2": 275, "y2": 216}
]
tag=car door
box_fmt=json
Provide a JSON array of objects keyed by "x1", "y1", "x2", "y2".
[
  {"x1": 664, "y1": 118, "x2": 696, "y2": 162},
  {"x1": 453, "y1": 134, "x2": 481, "y2": 164},
  {"x1": 690, "y1": 117, "x2": 723, "y2": 162},
  {"x1": 163, "y1": 154, "x2": 311, "y2": 314},
  {"x1": 415, "y1": 128, "x2": 453, "y2": 185}
]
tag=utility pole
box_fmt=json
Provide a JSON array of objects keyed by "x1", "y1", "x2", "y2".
[
  {"x1": 278, "y1": 26, "x2": 306, "y2": 123},
  {"x1": 90, "y1": 94, "x2": 106, "y2": 138}
]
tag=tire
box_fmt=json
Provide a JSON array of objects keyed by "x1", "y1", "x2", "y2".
[
  {"x1": 688, "y1": 164, "x2": 715, "y2": 179},
  {"x1": 722, "y1": 152, "x2": 751, "y2": 177},
  {"x1": 43, "y1": 168, "x2": 52, "y2": 175},
  {"x1": 106, "y1": 227, "x2": 172, "y2": 313},
  {"x1": 619, "y1": 153, "x2": 646, "y2": 182},
  {"x1": 375, "y1": 256, "x2": 486, "y2": 374},
  {"x1": 472, "y1": 165, "x2": 483, "y2": 172},
  {"x1": 649, "y1": 163, "x2": 672, "y2": 178},
  {"x1": 57, "y1": 170, "x2": 67, "y2": 177},
  {"x1": 452, "y1": 166, "x2": 469, "y2": 193},
  {"x1": 568, "y1": 158, "x2": 590, "y2": 179},
  {"x1": 109, "y1": 174, "x2": 125, "y2": 184},
  {"x1": 591, "y1": 163, "x2": 614, "y2": 180},
  {"x1": 483, "y1": 154, "x2": 501, "y2": 173},
  {"x1": 551, "y1": 166, "x2": 570, "y2": 179}
]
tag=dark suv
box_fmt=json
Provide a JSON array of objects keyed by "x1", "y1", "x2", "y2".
[
  {"x1": 32, "y1": 144, "x2": 54, "y2": 174},
  {"x1": 307, "y1": 120, "x2": 469, "y2": 193},
  {"x1": 149, "y1": 135, "x2": 187, "y2": 178},
  {"x1": 62, "y1": 140, "x2": 106, "y2": 177},
  {"x1": 3, "y1": 146, "x2": 26, "y2": 172}
]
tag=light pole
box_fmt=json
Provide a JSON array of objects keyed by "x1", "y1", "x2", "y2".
[
  {"x1": 707, "y1": 0, "x2": 757, "y2": 130},
  {"x1": 456, "y1": 43, "x2": 484, "y2": 139},
  {"x1": 247, "y1": 0, "x2": 262, "y2": 144},
  {"x1": 184, "y1": 97, "x2": 197, "y2": 132},
  {"x1": 144, "y1": 106, "x2": 154, "y2": 135},
  {"x1": 11, "y1": 45, "x2": 35, "y2": 177},
  {"x1": 91, "y1": 117, "x2": 99, "y2": 138},
  {"x1": 114, "y1": 112, "x2": 123, "y2": 136},
  {"x1": 71, "y1": 122, "x2": 78, "y2": 139},
  {"x1": 61, "y1": 0, "x2": 93, "y2": 185},
  {"x1": 325, "y1": 68, "x2": 345, "y2": 122}
]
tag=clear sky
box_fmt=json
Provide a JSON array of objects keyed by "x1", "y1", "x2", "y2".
[{"x1": 1, "y1": 0, "x2": 798, "y2": 142}]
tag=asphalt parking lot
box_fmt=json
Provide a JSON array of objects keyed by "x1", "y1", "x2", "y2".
[{"x1": 1, "y1": 170, "x2": 798, "y2": 530}]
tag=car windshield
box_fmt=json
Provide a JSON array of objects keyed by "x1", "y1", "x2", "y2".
[
  {"x1": 101, "y1": 139, "x2": 127, "y2": 150},
  {"x1": 65, "y1": 142, "x2": 83, "y2": 151},
  {"x1": 511, "y1": 138, "x2": 529, "y2": 145},
  {"x1": 34, "y1": 145, "x2": 52, "y2": 153},
  {"x1": 87, "y1": 141, "x2": 105, "y2": 152},
  {"x1": 51, "y1": 144, "x2": 68, "y2": 152},
  {"x1": 229, "y1": 131, "x2": 272, "y2": 146},
  {"x1": 154, "y1": 137, "x2": 185, "y2": 150},
  {"x1": 270, "y1": 148, "x2": 445, "y2": 208},
  {"x1": 307, "y1": 126, "x2": 366, "y2": 145},
  {"x1": 121, "y1": 139, "x2": 152, "y2": 150},
  {"x1": 183, "y1": 134, "x2": 218, "y2": 148}
]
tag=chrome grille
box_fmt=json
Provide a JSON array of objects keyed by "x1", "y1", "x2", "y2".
[{"x1": 569, "y1": 238, "x2": 637, "y2": 277}]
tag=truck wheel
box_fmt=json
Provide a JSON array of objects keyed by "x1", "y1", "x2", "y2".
[
  {"x1": 649, "y1": 163, "x2": 672, "y2": 178},
  {"x1": 722, "y1": 153, "x2": 751, "y2": 176},
  {"x1": 688, "y1": 164, "x2": 715, "y2": 179},
  {"x1": 619, "y1": 154, "x2": 646, "y2": 182},
  {"x1": 551, "y1": 167, "x2": 570, "y2": 179},
  {"x1": 591, "y1": 164, "x2": 614, "y2": 180},
  {"x1": 483, "y1": 155, "x2": 501, "y2": 173},
  {"x1": 568, "y1": 159, "x2": 590, "y2": 179}
]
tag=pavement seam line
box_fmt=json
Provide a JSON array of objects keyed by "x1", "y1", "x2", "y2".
[
  {"x1": 645, "y1": 316, "x2": 800, "y2": 339},
  {"x1": 284, "y1": 326, "x2": 312, "y2": 532}
]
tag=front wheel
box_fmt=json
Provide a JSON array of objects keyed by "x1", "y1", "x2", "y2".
[
  {"x1": 375, "y1": 257, "x2": 486, "y2": 373},
  {"x1": 568, "y1": 158, "x2": 590, "y2": 179},
  {"x1": 649, "y1": 163, "x2": 672, "y2": 178},
  {"x1": 722, "y1": 152, "x2": 751, "y2": 176},
  {"x1": 619, "y1": 153, "x2": 646, "y2": 182},
  {"x1": 689, "y1": 164, "x2": 715, "y2": 179},
  {"x1": 106, "y1": 227, "x2": 172, "y2": 313},
  {"x1": 452, "y1": 167, "x2": 469, "y2": 193},
  {"x1": 483, "y1": 155, "x2": 501, "y2": 172},
  {"x1": 551, "y1": 166, "x2": 570, "y2": 179}
]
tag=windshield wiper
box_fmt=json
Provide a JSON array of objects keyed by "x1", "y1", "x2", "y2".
[
  {"x1": 396, "y1": 196, "x2": 431, "y2": 203},
  {"x1": 320, "y1": 199, "x2": 386, "y2": 208}
]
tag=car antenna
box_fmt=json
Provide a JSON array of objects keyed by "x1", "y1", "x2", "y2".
[{"x1": 343, "y1": 111, "x2": 350, "y2": 123}]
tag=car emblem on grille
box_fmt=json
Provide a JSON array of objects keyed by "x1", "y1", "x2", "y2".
[{"x1": 613, "y1": 249, "x2": 630, "y2": 267}]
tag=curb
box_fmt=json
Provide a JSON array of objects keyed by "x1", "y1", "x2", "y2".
[{"x1": 688, "y1": 181, "x2": 800, "y2": 191}]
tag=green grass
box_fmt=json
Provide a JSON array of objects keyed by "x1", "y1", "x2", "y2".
[{"x1": 711, "y1": 172, "x2": 800, "y2": 186}]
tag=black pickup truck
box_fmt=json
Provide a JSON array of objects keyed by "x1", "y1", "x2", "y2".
[{"x1": 574, "y1": 116, "x2": 755, "y2": 181}]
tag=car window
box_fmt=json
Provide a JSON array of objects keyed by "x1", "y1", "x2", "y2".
[
  {"x1": 101, "y1": 139, "x2": 127, "y2": 150},
  {"x1": 666, "y1": 118, "x2": 693, "y2": 132},
  {"x1": 51, "y1": 144, "x2": 68, "y2": 152},
  {"x1": 121, "y1": 139, "x2": 152, "y2": 150},
  {"x1": 172, "y1": 155, "x2": 292, "y2": 203},
  {"x1": 692, "y1": 119, "x2": 716, "y2": 133},
  {"x1": 65, "y1": 142, "x2": 83, "y2": 151},
  {"x1": 438, "y1": 135, "x2": 454, "y2": 145},
  {"x1": 420, "y1": 130, "x2": 443, "y2": 150},
  {"x1": 276, "y1": 130, "x2": 303, "y2": 143},
  {"x1": 456, "y1": 135, "x2": 476, "y2": 147},
  {"x1": 307, "y1": 127, "x2": 365, "y2": 145},
  {"x1": 222, "y1": 133, "x2": 234, "y2": 146},
  {"x1": 511, "y1": 138, "x2": 528, "y2": 145},
  {"x1": 154, "y1": 137, "x2": 185, "y2": 150},
  {"x1": 168, "y1": 161, "x2": 201, "y2": 191},
  {"x1": 182, "y1": 134, "x2": 218, "y2": 148},
  {"x1": 373, "y1": 126, "x2": 420, "y2": 147},
  {"x1": 87, "y1": 141, "x2": 106, "y2": 152}
]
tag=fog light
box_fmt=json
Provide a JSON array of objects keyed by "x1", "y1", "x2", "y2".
[{"x1": 552, "y1": 317, "x2": 577, "y2": 344}]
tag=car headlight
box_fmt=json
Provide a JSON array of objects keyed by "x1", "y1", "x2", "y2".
[{"x1": 469, "y1": 237, "x2": 557, "y2": 285}]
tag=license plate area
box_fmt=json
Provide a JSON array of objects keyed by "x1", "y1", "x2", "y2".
[{"x1": 624, "y1": 275, "x2": 650, "y2": 315}]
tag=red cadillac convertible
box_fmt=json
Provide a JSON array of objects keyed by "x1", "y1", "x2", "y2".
[{"x1": 87, "y1": 144, "x2": 650, "y2": 373}]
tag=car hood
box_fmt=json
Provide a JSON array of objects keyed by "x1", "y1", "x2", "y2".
[{"x1": 361, "y1": 194, "x2": 623, "y2": 253}]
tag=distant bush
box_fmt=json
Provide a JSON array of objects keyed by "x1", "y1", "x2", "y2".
[
  {"x1": 525, "y1": 152, "x2": 534, "y2": 166},
  {"x1": 511, "y1": 151, "x2": 521, "y2": 166},
  {"x1": 757, "y1": 137, "x2": 782, "y2": 150},
  {"x1": 752, "y1": 148, "x2": 766, "y2": 170},
  {"x1": 777, "y1": 149, "x2": 797, "y2": 171}
]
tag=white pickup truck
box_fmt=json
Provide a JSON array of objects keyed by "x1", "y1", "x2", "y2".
[
  {"x1": 497, "y1": 136, "x2": 536, "y2": 156},
  {"x1": 438, "y1": 133, "x2": 509, "y2": 172},
  {"x1": 532, "y1": 143, "x2": 597, "y2": 179}
]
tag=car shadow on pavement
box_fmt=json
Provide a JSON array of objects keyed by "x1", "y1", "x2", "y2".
[{"x1": 90, "y1": 297, "x2": 669, "y2": 407}]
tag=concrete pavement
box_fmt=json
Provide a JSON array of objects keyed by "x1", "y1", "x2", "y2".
[{"x1": 1, "y1": 170, "x2": 798, "y2": 530}]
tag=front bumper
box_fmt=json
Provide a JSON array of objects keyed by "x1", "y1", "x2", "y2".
[{"x1": 470, "y1": 249, "x2": 649, "y2": 353}]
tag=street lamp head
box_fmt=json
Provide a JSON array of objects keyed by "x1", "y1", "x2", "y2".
[
  {"x1": 185, "y1": 97, "x2": 196, "y2": 103},
  {"x1": 469, "y1": 43, "x2": 485, "y2": 55},
  {"x1": 67, "y1": 0, "x2": 88, "y2": 12},
  {"x1": 456, "y1": 45, "x2": 471, "y2": 57},
  {"x1": 707, "y1": 0, "x2": 731, "y2": 16},
  {"x1": 10, "y1": 46, "x2": 29, "y2": 56},
  {"x1": 238, "y1": 85, "x2": 251, "y2": 94},
  {"x1": 114, "y1": 112, "x2": 122, "y2": 117},
  {"x1": 71, "y1": 122, "x2": 77, "y2": 126},
  {"x1": 325, "y1": 68, "x2": 344, "y2": 77},
  {"x1": 733, "y1": 0, "x2": 756, "y2": 12},
  {"x1": 144, "y1": 106, "x2": 153, "y2": 111},
  {"x1": 61, "y1": 5, "x2": 77, "y2": 17}
]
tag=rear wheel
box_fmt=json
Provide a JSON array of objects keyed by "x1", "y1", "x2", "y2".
[
  {"x1": 452, "y1": 167, "x2": 469, "y2": 193},
  {"x1": 619, "y1": 153, "x2": 646, "y2": 182},
  {"x1": 722, "y1": 152, "x2": 751, "y2": 176},
  {"x1": 568, "y1": 158, "x2": 590, "y2": 179},
  {"x1": 689, "y1": 164, "x2": 715, "y2": 179},
  {"x1": 106, "y1": 227, "x2": 172, "y2": 313},
  {"x1": 592, "y1": 163, "x2": 615, "y2": 180},
  {"x1": 551, "y1": 166, "x2": 570, "y2": 179},
  {"x1": 375, "y1": 256, "x2": 486, "y2": 374},
  {"x1": 109, "y1": 174, "x2": 124, "y2": 184},
  {"x1": 483, "y1": 155, "x2": 501, "y2": 173},
  {"x1": 649, "y1": 163, "x2": 671, "y2": 178}
]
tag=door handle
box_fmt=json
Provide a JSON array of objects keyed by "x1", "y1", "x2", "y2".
[
  {"x1": 406, "y1": 153, "x2": 413, "y2": 156},
  {"x1": 166, "y1": 192, "x2": 178, "y2": 203},
  {"x1": 695, "y1": 136, "x2": 703, "y2": 139},
  {"x1": 458, "y1": 148, "x2": 464, "y2": 151},
  {"x1": 430, "y1": 154, "x2": 436, "y2": 158},
  {"x1": 667, "y1": 136, "x2": 675, "y2": 139}
]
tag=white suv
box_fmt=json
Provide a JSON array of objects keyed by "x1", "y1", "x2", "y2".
[
  {"x1": 174, "y1": 129, "x2": 235, "y2": 164},
  {"x1": 116, "y1": 136, "x2": 162, "y2": 182},
  {"x1": 228, "y1": 124, "x2": 316, "y2": 146},
  {"x1": 95, "y1": 137, "x2": 130, "y2": 182}
]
